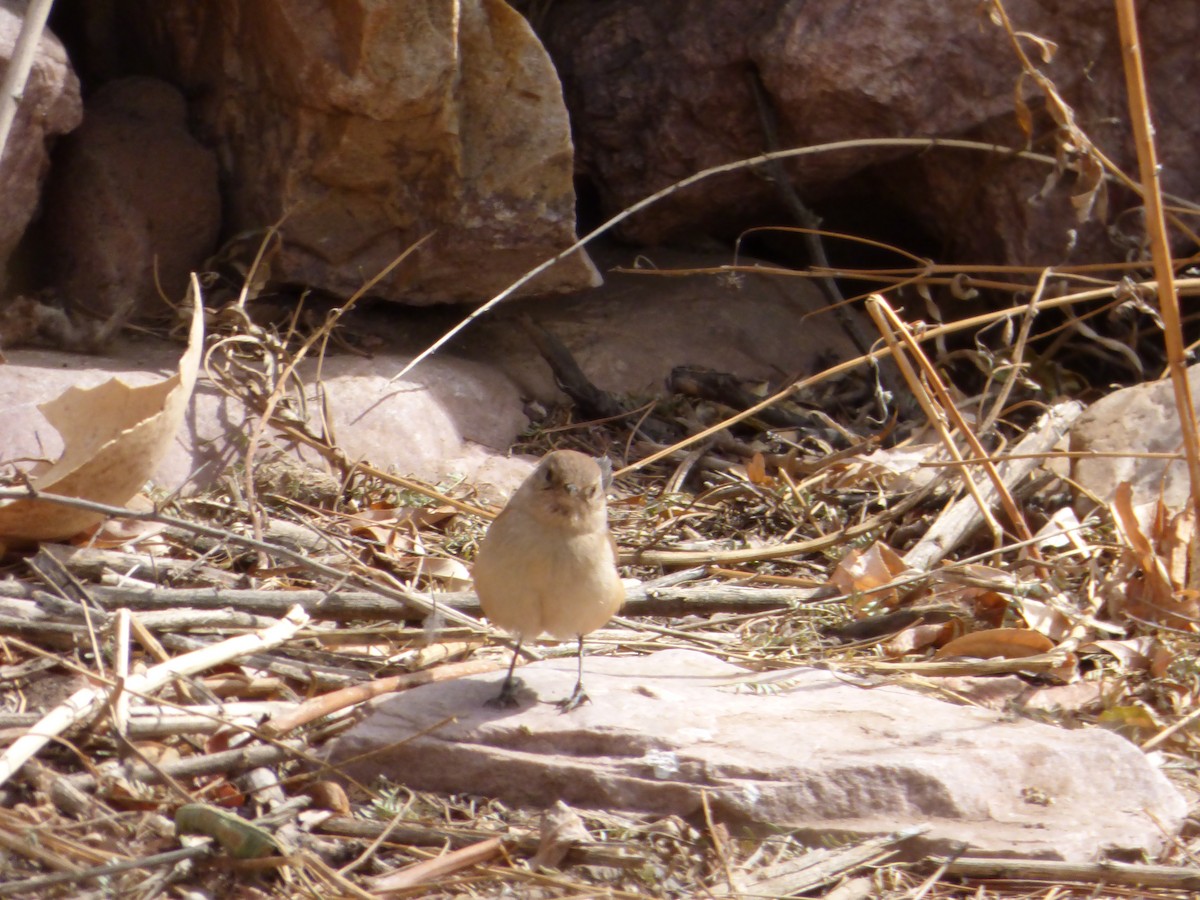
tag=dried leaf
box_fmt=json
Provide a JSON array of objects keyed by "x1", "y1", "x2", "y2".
[
  {"x1": 935, "y1": 627, "x2": 1054, "y2": 660},
  {"x1": 1013, "y1": 596, "x2": 1071, "y2": 642},
  {"x1": 529, "y1": 800, "x2": 591, "y2": 870},
  {"x1": 745, "y1": 452, "x2": 771, "y2": 485},
  {"x1": 1015, "y1": 30, "x2": 1058, "y2": 63},
  {"x1": 1033, "y1": 506, "x2": 1088, "y2": 553},
  {"x1": 1110, "y1": 483, "x2": 1199, "y2": 625},
  {"x1": 883, "y1": 621, "x2": 960, "y2": 657},
  {"x1": 830, "y1": 542, "x2": 908, "y2": 598},
  {"x1": 857, "y1": 444, "x2": 938, "y2": 474},
  {"x1": 1160, "y1": 504, "x2": 1195, "y2": 589},
  {"x1": 1013, "y1": 72, "x2": 1033, "y2": 143},
  {"x1": 1150, "y1": 642, "x2": 1176, "y2": 679},
  {"x1": 0, "y1": 289, "x2": 204, "y2": 541},
  {"x1": 301, "y1": 781, "x2": 351, "y2": 816},
  {"x1": 175, "y1": 803, "x2": 279, "y2": 859},
  {"x1": 1083, "y1": 637, "x2": 1156, "y2": 672},
  {"x1": 1112, "y1": 485, "x2": 1171, "y2": 588},
  {"x1": 1069, "y1": 154, "x2": 1108, "y2": 223},
  {"x1": 971, "y1": 591, "x2": 1009, "y2": 629}
]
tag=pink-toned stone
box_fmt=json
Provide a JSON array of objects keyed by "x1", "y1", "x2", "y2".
[
  {"x1": 130, "y1": 0, "x2": 598, "y2": 304},
  {"x1": 0, "y1": 4, "x2": 81, "y2": 292},
  {"x1": 329, "y1": 649, "x2": 1185, "y2": 861},
  {"x1": 37, "y1": 76, "x2": 221, "y2": 319},
  {"x1": 457, "y1": 243, "x2": 853, "y2": 403},
  {"x1": 0, "y1": 341, "x2": 532, "y2": 502}
]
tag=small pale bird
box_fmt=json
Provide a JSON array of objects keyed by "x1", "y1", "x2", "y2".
[{"x1": 473, "y1": 449, "x2": 624, "y2": 710}]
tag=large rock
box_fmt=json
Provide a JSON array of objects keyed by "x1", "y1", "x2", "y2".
[
  {"x1": 38, "y1": 76, "x2": 221, "y2": 320},
  {"x1": 454, "y1": 243, "x2": 855, "y2": 401},
  {"x1": 129, "y1": 0, "x2": 598, "y2": 304},
  {"x1": 0, "y1": 2, "x2": 81, "y2": 293},
  {"x1": 541, "y1": 0, "x2": 1199, "y2": 267},
  {"x1": 329, "y1": 649, "x2": 1185, "y2": 862}
]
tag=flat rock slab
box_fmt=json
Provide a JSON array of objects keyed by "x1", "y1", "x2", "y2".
[{"x1": 330, "y1": 649, "x2": 1185, "y2": 862}]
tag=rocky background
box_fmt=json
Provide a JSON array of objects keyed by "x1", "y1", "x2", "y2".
[
  {"x1": 0, "y1": 0, "x2": 1196, "y2": 499},
  {"x1": 4, "y1": 0, "x2": 1199, "y2": 314}
]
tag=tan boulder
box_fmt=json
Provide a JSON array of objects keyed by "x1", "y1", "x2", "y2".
[{"x1": 131, "y1": 0, "x2": 598, "y2": 304}]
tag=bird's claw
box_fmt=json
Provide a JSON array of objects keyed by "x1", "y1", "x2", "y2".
[
  {"x1": 486, "y1": 676, "x2": 526, "y2": 708},
  {"x1": 556, "y1": 682, "x2": 590, "y2": 713}
]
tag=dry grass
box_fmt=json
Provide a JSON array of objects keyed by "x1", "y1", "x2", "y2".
[{"x1": 2, "y1": 238, "x2": 1199, "y2": 895}]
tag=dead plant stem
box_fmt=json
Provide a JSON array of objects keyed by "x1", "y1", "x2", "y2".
[
  {"x1": 1114, "y1": 0, "x2": 1200, "y2": 531},
  {"x1": 0, "y1": 487, "x2": 488, "y2": 634}
]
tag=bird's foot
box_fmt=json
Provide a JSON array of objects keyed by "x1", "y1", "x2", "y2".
[
  {"x1": 486, "y1": 676, "x2": 527, "y2": 709},
  {"x1": 556, "y1": 681, "x2": 590, "y2": 713}
]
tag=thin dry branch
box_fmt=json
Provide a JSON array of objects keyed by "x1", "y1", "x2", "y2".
[
  {"x1": 0, "y1": 487, "x2": 489, "y2": 633},
  {"x1": 942, "y1": 855, "x2": 1200, "y2": 890},
  {"x1": 1115, "y1": 0, "x2": 1200, "y2": 530},
  {"x1": 0, "y1": 606, "x2": 309, "y2": 789},
  {"x1": 0, "y1": 847, "x2": 210, "y2": 899},
  {"x1": 393, "y1": 136, "x2": 1124, "y2": 383},
  {"x1": 873, "y1": 295, "x2": 1041, "y2": 553},
  {"x1": 0, "y1": 578, "x2": 810, "y2": 620},
  {"x1": 617, "y1": 275, "x2": 1200, "y2": 478},
  {"x1": 65, "y1": 738, "x2": 306, "y2": 793},
  {"x1": 903, "y1": 400, "x2": 1084, "y2": 571}
]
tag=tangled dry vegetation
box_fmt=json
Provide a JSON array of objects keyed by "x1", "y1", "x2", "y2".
[{"x1": 3, "y1": 2, "x2": 1200, "y2": 898}]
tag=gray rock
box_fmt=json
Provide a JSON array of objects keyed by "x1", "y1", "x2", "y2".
[
  {"x1": 0, "y1": 244, "x2": 852, "y2": 498},
  {"x1": 0, "y1": 343, "x2": 532, "y2": 501},
  {"x1": 328, "y1": 649, "x2": 1185, "y2": 862},
  {"x1": 458, "y1": 243, "x2": 854, "y2": 403}
]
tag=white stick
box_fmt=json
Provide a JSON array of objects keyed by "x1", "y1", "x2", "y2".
[
  {"x1": 0, "y1": 605, "x2": 310, "y2": 789},
  {"x1": 0, "y1": 0, "x2": 57, "y2": 164}
]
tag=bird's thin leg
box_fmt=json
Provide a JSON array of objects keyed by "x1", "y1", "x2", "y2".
[
  {"x1": 558, "y1": 635, "x2": 590, "y2": 712},
  {"x1": 486, "y1": 639, "x2": 524, "y2": 708}
]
